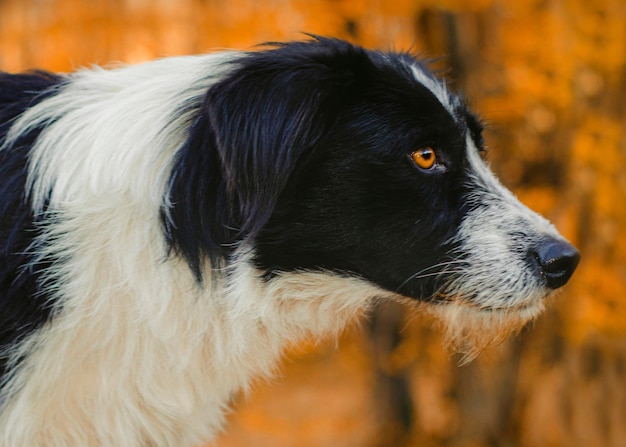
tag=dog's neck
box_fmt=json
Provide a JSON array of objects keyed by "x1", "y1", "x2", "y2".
[{"x1": 0, "y1": 238, "x2": 380, "y2": 445}]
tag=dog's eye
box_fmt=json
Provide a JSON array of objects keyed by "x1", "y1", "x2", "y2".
[{"x1": 410, "y1": 147, "x2": 437, "y2": 170}]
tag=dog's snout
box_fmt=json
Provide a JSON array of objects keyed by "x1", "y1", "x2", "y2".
[{"x1": 532, "y1": 238, "x2": 580, "y2": 289}]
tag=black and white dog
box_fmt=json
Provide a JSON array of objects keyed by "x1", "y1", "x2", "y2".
[{"x1": 0, "y1": 37, "x2": 578, "y2": 446}]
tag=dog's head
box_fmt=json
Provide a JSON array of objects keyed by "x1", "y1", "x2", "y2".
[{"x1": 165, "y1": 37, "x2": 579, "y2": 355}]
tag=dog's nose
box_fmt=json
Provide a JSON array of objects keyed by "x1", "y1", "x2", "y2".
[{"x1": 533, "y1": 238, "x2": 580, "y2": 289}]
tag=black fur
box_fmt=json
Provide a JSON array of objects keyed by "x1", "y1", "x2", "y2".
[
  {"x1": 0, "y1": 71, "x2": 66, "y2": 371},
  {"x1": 164, "y1": 38, "x2": 480, "y2": 298}
]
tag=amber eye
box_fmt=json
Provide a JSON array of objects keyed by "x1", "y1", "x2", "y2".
[{"x1": 410, "y1": 147, "x2": 437, "y2": 170}]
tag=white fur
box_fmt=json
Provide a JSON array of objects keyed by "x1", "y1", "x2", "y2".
[
  {"x1": 0, "y1": 243, "x2": 382, "y2": 445},
  {"x1": 6, "y1": 53, "x2": 236, "y2": 214}
]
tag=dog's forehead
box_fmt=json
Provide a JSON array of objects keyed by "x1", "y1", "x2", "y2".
[{"x1": 405, "y1": 62, "x2": 460, "y2": 121}]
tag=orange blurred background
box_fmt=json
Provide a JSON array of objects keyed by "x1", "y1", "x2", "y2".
[{"x1": 1, "y1": 1, "x2": 625, "y2": 446}]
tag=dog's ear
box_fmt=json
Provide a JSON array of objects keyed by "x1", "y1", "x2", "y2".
[
  {"x1": 206, "y1": 39, "x2": 367, "y2": 238},
  {"x1": 164, "y1": 39, "x2": 369, "y2": 280}
]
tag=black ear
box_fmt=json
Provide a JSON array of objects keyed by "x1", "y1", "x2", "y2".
[
  {"x1": 163, "y1": 38, "x2": 370, "y2": 280},
  {"x1": 207, "y1": 38, "x2": 367, "y2": 238}
]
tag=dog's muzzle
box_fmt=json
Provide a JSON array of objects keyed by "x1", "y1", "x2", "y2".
[{"x1": 530, "y1": 237, "x2": 580, "y2": 289}]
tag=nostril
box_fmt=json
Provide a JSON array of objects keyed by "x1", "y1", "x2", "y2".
[{"x1": 533, "y1": 238, "x2": 580, "y2": 289}]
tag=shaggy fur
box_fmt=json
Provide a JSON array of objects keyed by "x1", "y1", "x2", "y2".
[{"x1": 0, "y1": 37, "x2": 578, "y2": 446}]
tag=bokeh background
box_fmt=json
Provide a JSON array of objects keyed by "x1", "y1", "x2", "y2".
[{"x1": 1, "y1": 1, "x2": 625, "y2": 446}]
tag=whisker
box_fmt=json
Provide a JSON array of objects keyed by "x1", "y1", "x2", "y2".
[{"x1": 395, "y1": 260, "x2": 468, "y2": 292}]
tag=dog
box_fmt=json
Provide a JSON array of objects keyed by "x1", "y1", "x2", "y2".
[{"x1": 0, "y1": 37, "x2": 579, "y2": 446}]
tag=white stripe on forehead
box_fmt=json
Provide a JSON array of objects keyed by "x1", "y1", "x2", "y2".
[
  {"x1": 464, "y1": 133, "x2": 523, "y2": 210},
  {"x1": 465, "y1": 135, "x2": 503, "y2": 191},
  {"x1": 409, "y1": 64, "x2": 457, "y2": 116}
]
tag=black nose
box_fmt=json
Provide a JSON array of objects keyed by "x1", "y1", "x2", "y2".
[{"x1": 532, "y1": 238, "x2": 580, "y2": 289}]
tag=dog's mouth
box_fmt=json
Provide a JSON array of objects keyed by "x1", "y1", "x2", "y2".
[
  {"x1": 430, "y1": 287, "x2": 552, "y2": 313},
  {"x1": 419, "y1": 236, "x2": 579, "y2": 316}
]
